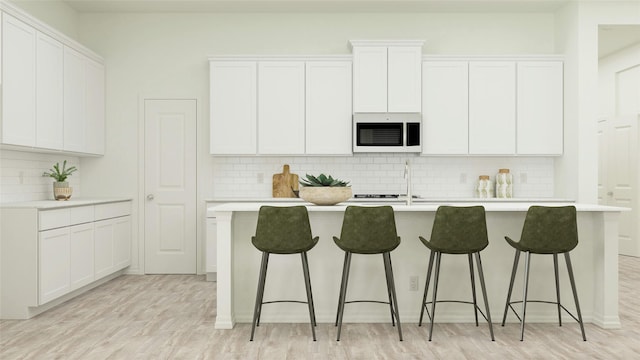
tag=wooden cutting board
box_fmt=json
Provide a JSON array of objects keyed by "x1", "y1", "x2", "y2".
[{"x1": 272, "y1": 164, "x2": 299, "y2": 198}]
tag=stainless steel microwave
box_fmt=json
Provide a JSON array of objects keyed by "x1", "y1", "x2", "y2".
[{"x1": 353, "y1": 113, "x2": 422, "y2": 153}]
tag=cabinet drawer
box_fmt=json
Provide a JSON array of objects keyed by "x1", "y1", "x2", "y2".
[
  {"x1": 39, "y1": 209, "x2": 70, "y2": 230},
  {"x1": 70, "y1": 206, "x2": 94, "y2": 225},
  {"x1": 95, "y1": 202, "x2": 131, "y2": 221}
]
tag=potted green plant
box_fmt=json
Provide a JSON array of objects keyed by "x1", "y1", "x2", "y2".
[
  {"x1": 43, "y1": 160, "x2": 77, "y2": 200},
  {"x1": 299, "y1": 174, "x2": 352, "y2": 205}
]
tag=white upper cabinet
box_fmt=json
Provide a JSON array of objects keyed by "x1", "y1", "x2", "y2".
[
  {"x1": 305, "y1": 61, "x2": 352, "y2": 155},
  {"x1": 353, "y1": 46, "x2": 387, "y2": 112},
  {"x1": 209, "y1": 61, "x2": 257, "y2": 155},
  {"x1": 1, "y1": 13, "x2": 36, "y2": 147},
  {"x1": 84, "y1": 58, "x2": 105, "y2": 155},
  {"x1": 387, "y1": 46, "x2": 422, "y2": 113},
  {"x1": 517, "y1": 61, "x2": 563, "y2": 155},
  {"x1": 352, "y1": 41, "x2": 424, "y2": 113},
  {"x1": 422, "y1": 61, "x2": 469, "y2": 155},
  {"x1": 469, "y1": 61, "x2": 516, "y2": 155},
  {"x1": 210, "y1": 58, "x2": 352, "y2": 155},
  {"x1": 1, "y1": 9, "x2": 105, "y2": 156},
  {"x1": 36, "y1": 32, "x2": 64, "y2": 150},
  {"x1": 63, "y1": 46, "x2": 86, "y2": 153},
  {"x1": 258, "y1": 61, "x2": 305, "y2": 154}
]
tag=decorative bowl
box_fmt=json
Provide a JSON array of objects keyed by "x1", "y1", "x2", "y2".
[{"x1": 299, "y1": 187, "x2": 352, "y2": 206}]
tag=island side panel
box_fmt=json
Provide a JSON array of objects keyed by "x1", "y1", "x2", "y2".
[{"x1": 214, "y1": 211, "x2": 234, "y2": 329}]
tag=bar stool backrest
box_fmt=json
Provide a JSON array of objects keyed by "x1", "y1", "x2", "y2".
[
  {"x1": 519, "y1": 205, "x2": 578, "y2": 254},
  {"x1": 429, "y1": 206, "x2": 489, "y2": 253},
  {"x1": 252, "y1": 206, "x2": 317, "y2": 254},
  {"x1": 334, "y1": 206, "x2": 400, "y2": 254}
]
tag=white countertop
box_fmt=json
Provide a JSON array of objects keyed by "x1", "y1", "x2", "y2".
[
  {"x1": 208, "y1": 201, "x2": 628, "y2": 216},
  {"x1": 206, "y1": 197, "x2": 576, "y2": 203},
  {"x1": 1, "y1": 198, "x2": 133, "y2": 209}
]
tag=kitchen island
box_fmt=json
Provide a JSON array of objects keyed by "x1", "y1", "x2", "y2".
[{"x1": 208, "y1": 202, "x2": 626, "y2": 330}]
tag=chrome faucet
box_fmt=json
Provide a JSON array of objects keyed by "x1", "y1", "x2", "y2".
[{"x1": 404, "y1": 160, "x2": 412, "y2": 205}]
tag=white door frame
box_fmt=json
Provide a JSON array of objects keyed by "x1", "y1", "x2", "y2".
[{"x1": 137, "y1": 95, "x2": 203, "y2": 274}]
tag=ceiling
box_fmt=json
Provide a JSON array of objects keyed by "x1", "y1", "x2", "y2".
[
  {"x1": 16, "y1": 0, "x2": 640, "y2": 57},
  {"x1": 599, "y1": 25, "x2": 640, "y2": 58},
  {"x1": 59, "y1": 0, "x2": 573, "y2": 13}
]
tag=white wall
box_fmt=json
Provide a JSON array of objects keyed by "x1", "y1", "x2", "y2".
[
  {"x1": 599, "y1": 42, "x2": 640, "y2": 117},
  {"x1": 67, "y1": 11, "x2": 558, "y2": 273},
  {"x1": 0, "y1": 150, "x2": 81, "y2": 202},
  {"x1": 8, "y1": 0, "x2": 79, "y2": 40},
  {"x1": 554, "y1": 1, "x2": 640, "y2": 204}
]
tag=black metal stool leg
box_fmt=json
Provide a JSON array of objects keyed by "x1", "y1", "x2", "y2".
[
  {"x1": 383, "y1": 254, "x2": 395, "y2": 327},
  {"x1": 419, "y1": 250, "x2": 435, "y2": 326},
  {"x1": 301, "y1": 252, "x2": 317, "y2": 341},
  {"x1": 565, "y1": 253, "x2": 587, "y2": 341},
  {"x1": 520, "y1": 252, "x2": 531, "y2": 341},
  {"x1": 553, "y1": 253, "x2": 562, "y2": 327},
  {"x1": 468, "y1": 253, "x2": 479, "y2": 326},
  {"x1": 250, "y1": 252, "x2": 269, "y2": 341},
  {"x1": 384, "y1": 252, "x2": 403, "y2": 341},
  {"x1": 475, "y1": 252, "x2": 495, "y2": 341},
  {"x1": 336, "y1": 252, "x2": 352, "y2": 341},
  {"x1": 502, "y1": 249, "x2": 521, "y2": 326},
  {"x1": 428, "y1": 252, "x2": 442, "y2": 341},
  {"x1": 335, "y1": 252, "x2": 349, "y2": 326}
]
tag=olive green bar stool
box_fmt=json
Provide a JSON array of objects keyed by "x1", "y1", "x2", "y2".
[
  {"x1": 333, "y1": 205, "x2": 402, "y2": 341},
  {"x1": 250, "y1": 206, "x2": 319, "y2": 341},
  {"x1": 501, "y1": 205, "x2": 586, "y2": 341},
  {"x1": 418, "y1": 205, "x2": 495, "y2": 341}
]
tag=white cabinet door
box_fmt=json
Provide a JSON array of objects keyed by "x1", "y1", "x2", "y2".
[
  {"x1": 210, "y1": 61, "x2": 257, "y2": 154},
  {"x1": 69, "y1": 223, "x2": 94, "y2": 291},
  {"x1": 113, "y1": 216, "x2": 131, "y2": 270},
  {"x1": 35, "y1": 32, "x2": 64, "y2": 150},
  {"x1": 258, "y1": 61, "x2": 305, "y2": 154},
  {"x1": 39, "y1": 227, "x2": 70, "y2": 304},
  {"x1": 517, "y1": 61, "x2": 563, "y2": 155},
  {"x1": 84, "y1": 58, "x2": 105, "y2": 155},
  {"x1": 469, "y1": 61, "x2": 516, "y2": 155},
  {"x1": 63, "y1": 46, "x2": 86, "y2": 152},
  {"x1": 422, "y1": 61, "x2": 469, "y2": 155},
  {"x1": 94, "y1": 218, "x2": 114, "y2": 280},
  {"x1": 353, "y1": 46, "x2": 387, "y2": 113},
  {"x1": 388, "y1": 46, "x2": 422, "y2": 113},
  {"x1": 1, "y1": 13, "x2": 36, "y2": 147},
  {"x1": 305, "y1": 61, "x2": 352, "y2": 155}
]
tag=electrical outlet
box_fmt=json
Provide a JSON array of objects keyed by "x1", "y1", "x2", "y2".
[
  {"x1": 409, "y1": 276, "x2": 419, "y2": 291},
  {"x1": 460, "y1": 173, "x2": 467, "y2": 184},
  {"x1": 19, "y1": 171, "x2": 24, "y2": 184},
  {"x1": 520, "y1": 172, "x2": 528, "y2": 184},
  {"x1": 257, "y1": 173, "x2": 264, "y2": 184}
]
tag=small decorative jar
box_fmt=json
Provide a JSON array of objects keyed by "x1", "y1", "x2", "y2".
[
  {"x1": 495, "y1": 168, "x2": 513, "y2": 198},
  {"x1": 476, "y1": 175, "x2": 494, "y2": 198}
]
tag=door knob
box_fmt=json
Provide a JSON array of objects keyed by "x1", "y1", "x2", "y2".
[{"x1": 147, "y1": 194, "x2": 155, "y2": 200}]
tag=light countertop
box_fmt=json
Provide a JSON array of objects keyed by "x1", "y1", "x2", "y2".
[
  {"x1": 208, "y1": 201, "x2": 628, "y2": 216},
  {"x1": 1, "y1": 198, "x2": 133, "y2": 210}
]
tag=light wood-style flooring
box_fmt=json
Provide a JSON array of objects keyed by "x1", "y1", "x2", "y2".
[{"x1": 1, "y1": 255, "x2": 639, "y2": 359}]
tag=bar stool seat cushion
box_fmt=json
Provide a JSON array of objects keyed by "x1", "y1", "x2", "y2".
[
  {"x1": 333, "y1": 206, "x2": 400, "y2": 254},
  {"x1": 505, "y1": 206, "x2": 578, "y2": 254},
  {"x1": 252, "y1": 206, "x2": 319, "y2": 254},
  {"x1": 419, "y1": 206, "x2": 489, "y2": 254}
]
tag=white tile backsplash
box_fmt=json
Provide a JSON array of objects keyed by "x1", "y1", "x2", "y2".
[
  {"x1": 0, "y1": 150, "x2": 81, "y2": 203},
  {"x1": 210, "y1": 154, "x2": 555, "y2": 199}
]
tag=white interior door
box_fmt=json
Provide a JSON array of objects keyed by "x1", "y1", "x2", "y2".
[
  {"x1": 144, "y1": 99, "x2": 197, "y2": 273},
  {"x1": 599, "y1": 115, "x2": 639, "y2": 257}
]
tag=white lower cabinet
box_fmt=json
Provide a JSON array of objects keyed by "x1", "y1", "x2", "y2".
[
  {"x1": 94, "y1": 215, "x2": 132, "y2": 280},
  {"x1": 39, "y1": 227, "x2": 71, "y2": 304},
  {"x1": 69, "y1": 223, "x2": 95, "y2": 291},
  {"x1": 0, "y1": 200, "x2": 131, "y2": 319}
]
